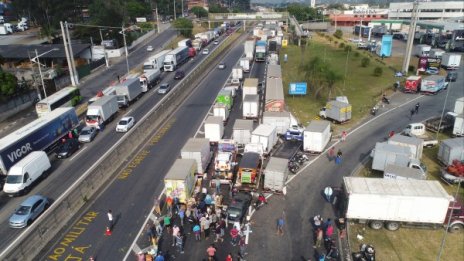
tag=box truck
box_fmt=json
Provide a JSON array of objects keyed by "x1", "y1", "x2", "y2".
[
  {"x1": 370, "y1": 142, "x2": 426, "y2": 174},
  {"x1": 244, "y1": 40, "x2": 255, "y2": 61},
  {"x1": 455, "y1": 97, "x2": 464, "y2": 114},
  {"x1": 303, "y1": 120, "x2": 331, "y2": 154},
  {"x1": 384, "y1": 164, "x2": 426, "y2": 180},
  {"x1": 139, "y1": 69, "x2": 161, "y2": 92},
  {"x1": 262, "y1": 111, "x2": 291, "y2": 135},
  {"x1": 413, "y1": 44, "x2": 431, "y2": 57},
  {"x1": 264, "y1": 157, "x2": 288, "y2": 192},
  {"x1": 255, "y1": 40, "x2": 267, "y2": 62},
  {"x1": 319, "y1": 101, "x2": 352, "y2": 123},
  {"x1": 216, "y1": 89, "x2": 233, "y2": 111},
  {"x1": 251, "y1": 124, "x2": 277, "y2": 155},
  {"x1": 85, "y1": 95, "x2": 119, "y2": 128},
  {"x1": 236, "y1": 152, "x2": 261, "y2": 191},
  {"x1": 264, "y1": 77, "x2": 285, "y2": 112},
  {"x1": 213, "y1": 104, "x2": 230, "y2": 123},
  {"x1": 114, "y1": 78, "x2": 143, "y2": 107},
  {"x1": 242, "y1": 78, "x2": 259, "y2": 101},
  {"x1": 342, "y1": 177, "x2": 464, "y2": 232},
  {"x1": 180, "y1": 138, "x2": 211, "y2": 174},
  {"x1": 204, "y1": 116, "x2": 224, "y2": 143},
  {"x1": 240, "y1": 58, "x2": 250, "y2": 73},
  {"x1": 232, "y1": 120, "x2": 254, "y2": 146},
  {"x1": 453, "y1": 114, "x2": 464, "y2": 137},
  {"x1": 429, "y1": 49, "x2": 445, "y2": 58},
  {"x1": 421, "y1": 75, "x2": 446, "y2": 94},
  {"x1": 437, "y1": 137, "x2": 464, "y2": 166},
  {"x1": 441, "y1": 53, "x2": 461, "y2": 70},
  {"x1": 232, "y1": 67, "x2": 243, "y2": 81},
  {"x1": 404, "y1": 76, "x2": 421, "y2": 93},
  {"x1": 163, "y1": 46, "x2": 189, "y2": 72},
  {"x1": 0, "y1": 107, "x2": 79, "y2": 175},
  {"x1": 243, "y1": 95, "x2": 260, "y2": 120},
  {"x1": 164, "y1": 159, "x2": 197, "y2": 203},
  {"x1": 143, "y1": 50, "x2": 170, "y2": 72},
  {"x1": 388, "y1": 134, "x2": 424, "y2": 160}
]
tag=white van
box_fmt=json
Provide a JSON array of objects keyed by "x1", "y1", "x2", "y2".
[{"x1": 3, "y1": 151, "x2": 51, "y2": 196}]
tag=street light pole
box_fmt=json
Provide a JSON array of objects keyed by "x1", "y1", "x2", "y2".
[
  {"x1": 402, "y1": 1, "x2": 420, "y2": 74},
  {"x1": 35, "y1": 49, "x2": 47, "y2": 99},
  {"x1": 173, "y1": 0, "x2": 176, "y2": 20},
  {"x1": 121, "y1": 25, "x2": 130, "y2": 75}
]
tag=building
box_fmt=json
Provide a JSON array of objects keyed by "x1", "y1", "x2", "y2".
[
  {"x1": 188, "y1": 0, "x2": 208, "y2": 11},
  {"x1": 329, "y1": 8, "x2": 389, "y2": 27},
  {"x1": 389, "y1": 1, "x2": 464, "y2": 21}
]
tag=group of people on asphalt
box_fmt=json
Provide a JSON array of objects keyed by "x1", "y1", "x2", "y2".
[{"x1": 311, "y1": 215, "x2": 345, "y2": 260}]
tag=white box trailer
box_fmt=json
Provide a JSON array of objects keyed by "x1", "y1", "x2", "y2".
[
  {"x1": 388, "y1": 134, "x2": 423, "y2": 160},
  {"x1": 453, "y1": 114, "x2": 464, "y2": 137},
  {"x1": 441, "y1": 53, "x2": 461, "y2": 69},
  {"x1": 251, "y1": 124, "x2": 277, "y2": 154},
  {"x1": 454, "y1": 97, "x2": 464, "y2": 114},
  {"x1": 371, "y1": 142, "x2": 413, "y2": 172},
  {"x1": 232, "y1": 119, "x2": 254, "y2": 145},
  {"x1": 180, "y1": 138, "x2": 211, "y2": 174},
  {"x1": 164, "y1": 159, "x2": 197, "y2": 204},
  {"x1": 267, "y1": 64, "x2": 282, "y2": 78},
  {"x1": 437, "y1": 137, "x2": 464, "y2": 166},
  {"x1": 85, "y1": 95, "x2": 119, "y2": 127},
  {"x1": 243, "y1": 95, "x2": 260, "y2": 120},
  {"x1": 262, "y1": 111, "x2": 291, "y2": 135},
  {"x1": 232, "y1": 67, "x2": 243, "y2": 80},
  {"x1": 204, "y1": 116, "x2": 224, "y2": 143},
  {"x1": 343, "y1": 177, "x2": 454, "y2": 231},
  {"x1": 213, "y1": 104, "x2": 230, "y2": 122},
  {"x1": 384, "y1": 164, "x2": 426, "y2": 180},
  {"x1": 242, "y1": 78, "x2": 259, "y2": 101},
  {"x1": 303, "y1": 120, "x2": 332, "y2": 153},
  {"x1": 264, "y1": 157, "x2": 289, "y2": 192}
]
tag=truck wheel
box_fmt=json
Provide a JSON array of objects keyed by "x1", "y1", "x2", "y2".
[
  {"x1": 386, "y1": 221, "x2": 400, "y2": 231},
  {"x1": 369, "y1": 220, "x2": 383, "y2": 230},
  {"x1": 448, "y1": 223, "x2": 464, "y2": 233}
]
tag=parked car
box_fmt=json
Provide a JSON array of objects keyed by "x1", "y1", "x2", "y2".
[
  {"x1": 227, "y1": 192, "x2": 252, "y2": 222},
  {"x1": 446, "y1": 71, "x2": 458, "y2": 82},
  {"x1": 116, "y1": 116, "x2": 135, "y2": 132},
  {"x1": 146, "y1": 45, "x2": 154, "y2": 52},
  {"x1": 174, "y1": 70, "x2": 185, "y2": 80},
  {"x1": 158, "y1": 83, "x2": 171, "y2": 94},
  {"x1": 425, "y1": 67, "x2": 439, "y2": 75},
  {"x1": 56, "y1": 138, "x2": 80, "y2": 159},
  {"x1": 202, "y1": 48, "x2": 209, "y2": 55},
  {"x1": 78, "y1": 126, "x2": 98, "y2": 143},
  {"x1": 213, "y1": 40, "x2": 219, "y2": 45},
  {"x1": 9, "y1": 195, "x2": 50, "y2": 228},
  {"x1": 218, "y1": 62, "x2": 226, "y2": 69}
]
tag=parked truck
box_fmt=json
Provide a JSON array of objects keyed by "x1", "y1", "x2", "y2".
[
  {"x1": 251, "y1": 124, "x2": 277, "y2": 155},
  {"x1": 413, "y1": 44, "x2": 431, "y2": 57},
  {"x1": 236, "y1": 152, "x2": 262, "y2": 191},
  {"x1": 242, "y1": 78, "x2": 259, "y2": 101},
  {"x1": 204, "y1": 116, "x2": 224, "y2": 143},
  {"x1": 214, "y1": 139, "x2": 237, "y2": 180},
  {"x1": 371, "y1": 142, "x2": 427, "y2": 174},
  {"x1": 441, "y1": 53, "x2": 461, "y2": 70},
  {"x1": 164, "y1": 159, "x2": 197, "y2": 203},
  {"x1": 213, "y1": 104, "x2": 230, "y2": 123},
  {"x1": 139, "y1": 69, "x2": 161, "y2": 92},
  {"x1": 143, "y1": 50, "x2": 170, "y2": 72},
  {"x1": 243, "y1": 95, "x2": 260, "y2": 120},
  {"x1": 384, "y1": 164, "x2": 427, "y2": 180},
  {"x1": 216, "y1": 89, "x2": 233, "y2": 111},
  {"x1": 180, "y1": 138, "x2": 212, "y2": 174},
  {"x1": 437, "y1": 137, "x2": 464, "y2": 166},
  {"x1": 342, "y1": 177, "x2": 464, "y2": 232},
  {"x1": 403, "y1": 76, "x2": 422, "y2": 93},
  {"x1": 388, "y1": 134, "x2": 423, "y2": 160},
  {"x1": 0, "y1": 107, "x2": 79, "y2": 174},
  {"x1": 232, "y1": 67, "x2": 243, "y2": 81},
  {"x1": 192, "y1": 39, "x2": 204, "y2": 51},
  {"x1": 303, "y1": 120, "x2": 332, "y2": 154},
  {"x1": 263, "y1": 111, "x2": 291, "y2": 135},
  {"x1": 163, "y1": 46, "x2": 189, "y2": 72},
  {"x1": 244, "y1": 40, "x2": 255, "y2": 61},
  {"x1": 0, "y1": 23, "x2": 13, "y2": 35},
  {"x1": 424, "y1": 112, "x2": 457, "y2": 133},
  {"x1": 264, "y1": 157, "x2": 288, "y2": 192},
  {"x1": 240, "y1": 58, "x2": 250, "y2": 73},
  {"x1": 319, "y1": 101, "x2": 352, "y2": 124},
  {"x1": 402, "y1": 123, "x2": 439, "y2": 148},
  {"x1": 453, "y1": 114, "x2": 464, "y2": 137},
  {"x1": 232, "y1": 120, "x2": 254, "y2": 147},
  {"x1": 264, "y1": 77, "x2": 285, "y2": 112},
  {"x1": 421, "y1": 75, "x2": 446, "y2": 94},
  {"x1": 85, "y1": 95, "x2": 118, "y2": 128},
  {"x1": 114, "y1": 78, "x2": 143, "y2": 107},
  {"x1": 255, "y1": 40, "x2": 267, "y2": 62}
]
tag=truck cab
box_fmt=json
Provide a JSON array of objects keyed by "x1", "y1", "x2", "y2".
[
  {"x1": 285, "y1": 126, "x2": 304, "y2": 141},
  {"x1": 403, "y1": 123, "x2": 439, "y2": 147}
]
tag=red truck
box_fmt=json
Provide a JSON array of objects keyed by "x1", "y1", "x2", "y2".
[{"x1": 404, "y1": 76, "x2": 422, "y2": 93}]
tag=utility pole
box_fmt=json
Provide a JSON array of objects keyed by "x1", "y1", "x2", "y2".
[
  {"x1": 35, "y1": 49, "x2": 47, "y2": 98},
  {"x1": 60, "y1": 21, "x2": 76, "y2": 86},
  {"x1": 402, "y1": 1, "x2": 420, "y2": 74},
  {"x1": 156, "y1": 7, "x2": 160, "y2": 34},
  {"x1": 181, "y1": 0, "x2": 184, "y2": 18},
  {"x1": 65, "y1": 21, "x2": 79, "y2": 85},
  {"x1": 121, "y1": 25, "x2": 130, "y2": 75},
  {"x1": 99, "y1": 29, "x2": 109, "y2": 67},
  {"x1": 173, "y1": 0, "x2": 176, "y2": 20}
]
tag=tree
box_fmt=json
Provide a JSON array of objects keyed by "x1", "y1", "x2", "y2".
[
  {"x1": 173, "y1": 18, "x2": 193, "y2": 38},
  {"x1": 126, "y1": 0, "x2": 151, "y2": 22},
  {"x1": 333, "y1": 29, "x2": 343, "y2": 39},
  {"x1": 361, "y1": 57, "x2": 370, "y2": 67},
  {"x1": 191, "y1": 7, "x2": 208, "y2": 18},
  {"x1": 373, "y1": 67, "x2": 383, "y2": 77},
  {"x1": 0, "y1": 71, "x2": 18, "y2": 97},
  {"x1": 208, "y1": 4, "x2": 228, "y2": 13},
  {"x1": 276, "y1": 4, "x2": 322, "y2": 22},
  {"x1": 323, "y1": 69, "x2": 342, "y2": 100}
]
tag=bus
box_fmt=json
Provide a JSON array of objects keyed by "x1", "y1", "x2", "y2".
[{"x1": 35, "y1": 86, "x2": 82, "y2": 117}]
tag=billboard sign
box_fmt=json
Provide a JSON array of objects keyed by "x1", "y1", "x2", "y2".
[{"x1": 289, "y1": 82, "x2": 307, "y2": 95}]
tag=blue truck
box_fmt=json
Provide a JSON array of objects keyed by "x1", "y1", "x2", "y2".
[
  {"x1": 0, "y1": 107, "x2": 79, "y2": 175},
  {"x1": 163, "y1": 46, "x2": 190, "y2": 72},
  {"x1": 255, "y1": 41, "x2": 267, "y2": 62}
]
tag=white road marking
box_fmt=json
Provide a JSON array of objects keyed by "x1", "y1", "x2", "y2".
[{"x1": 69, "y1": 146, "x2": 87, "y2": 161}]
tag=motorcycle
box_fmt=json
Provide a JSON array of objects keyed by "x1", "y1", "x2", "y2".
[
  {"x1": 371, "y1": 106, "x2": 378, "y2": 116},
  {"x1": 382, "y1": 96, "x2": 390, "y2": 104},
  {"x1": 288, "y1": 161, "x2": 300, "y2": 173}
]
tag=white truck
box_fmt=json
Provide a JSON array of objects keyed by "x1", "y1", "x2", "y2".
[
  {"x1": 402, "y1": 123, "x2": 439, "y2": 148},
  {"x1": 0, "y1": 23, "x2": 13, "y2": 35},
  {"x1": 244, "y1": 40, "x2": 255, "y2": 61},
  {"x1": 114, "y1": 78, "x2": 143, "y2": 107},
  {"x1": 139, "y1": 69, "x2": 161, "y2": 92},
  {"x1": 180, "y1": 138, "x2": 212, "y2": 174},
  {"x1": 163, "y1": 46, "x2": 189, "y2": 72},
  {"x1": 243, "y1": 95, "x2": 259, "y2": 120},
  {"x1": 262, "y1": 111, "x2": 291, "y2": 135},
  {"x1": 453, "y1": 114, "x2": 464, "y2": 137},
  {"x1": 85, "y1": 95, "x2": 119, "y2": 128},
  {"x1": 251, "y1": 124, "x2": 277, "y2": 155},
  {"x1": 143, "y1": 50, "x2": 170, "y2": 72},
  {"x1": 441, "y1": 53, "x2": 461, "y2": 70},
  {"x1": 240, "y1": 58, "x2": 250, "y2": 73},
  {"x1": 192, "y1": 39, "x2": 203, "y2": 51},
  {"x1": 388, "y1": 134, "x2": 424, "y2": 160},
  {"x1": 214, "y1": 139, "x2": 237, "y2": 180},
  {"x1": 370, "y1": 142, "x2": 426, "y2": 174},
  {"x1": 232, "y1": 120, "x2": 254, "y2": 147},
  {"x1": 242, "y1": 78, "x2": 259, "y2": 101},
  {"x1": 413, "y1": 44, "x2": 431, "y2": 57},
  {"x1": 303, "y1": 120, "x2": 332, "y2": 154},
  {"x1": 213, "y1": 104, "x2": 229, "y2": 123},
  {"x1": 342, "y1": 177, "x2": 464, "y2": 232},
  {"x1": 204, "y1": 116, "x2": 224, "y2": 143},
  {"x1": 384, "y1": 164, "x2": 427, "y2": 180},
  {"x1": 232, "y1": 67, "x2": 243, "y2": 81},
  {"x1": 264, "y1": 157, "x2": 289, "y2": 192}
]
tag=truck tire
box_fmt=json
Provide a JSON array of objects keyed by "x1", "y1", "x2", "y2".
[
  {"x1": 386, "y1": 221, "x2": 400, "y2": 231},
  {"x1": 448, "y1": 223, "x2": 464, "y2": 233},
  {"x1": 369, "y1": 220, "x2": 383, "y2": 230}
]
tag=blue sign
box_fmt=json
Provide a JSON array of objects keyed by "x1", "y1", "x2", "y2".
[{"x1": 289, "y1": 82, "x2": 307, "y2": 95}]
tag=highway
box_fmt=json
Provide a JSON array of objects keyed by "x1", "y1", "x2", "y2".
[
  {"x1": 0, "y1": 25, "x2": 230, "y2": 253},
  {"x1": 39, "y1": 30, "x2": 263, "y2": 260}
]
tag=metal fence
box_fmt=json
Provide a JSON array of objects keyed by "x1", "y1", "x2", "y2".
[{"x1": 0, "y1": 32, "x2": 242, "y2": 261}]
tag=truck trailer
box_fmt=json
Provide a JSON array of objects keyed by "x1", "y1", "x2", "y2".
[
  {"x1": 180, "y1": 138, "x2": 212, "y2": 174},
  {"x1": 264, "y1": 77, "x2": 285, "y2": 112},
  {"x1": 143, "y1": 50, "x2": 170, "y2": 72},
  {"x1": 441, "y1": 53, "x2": 461, "y2": 70},
  {"x1": 85, "y1": 95, "x2": 119, "y2": 128},
  {"x1": 262, "y1": 111, "x2": 291, "y2": 135},
  {"x1": 242, "y1": 78, "x2": 259, "y2": 101},
  {"x1": 303, "y1": 120, "x2": 331, "y2": 154},
  {"x1": 163, "y1": 46, "x2": 189, "y2": 72},
  {"x1": 244, "y1": 40, "x2": 255, "y2": 61},
  {"x1": 164, "y1": 159, "x2": 197, "y2": 203},
  {"x1": 114, "y1": 78, "x2": 143, "y2": 107}
]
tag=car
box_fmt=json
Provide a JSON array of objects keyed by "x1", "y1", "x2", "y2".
[
  {"x1": 174, "y1": 70, "x2": 185, "y2": 80},
  {"x1": 78, "y1": 126, "x2": 98, "y2": 143},
  {"x1": 9, "y1": 195, "x2": 50, "y2": 228},
  {"x1": 446, "y1": 71, "x2": 457, "y2": 82},
  {"x1": 202, "y1": 48, "x2": 210, "y2": 55},
  {"x1": 227, "y1": 192, "x2": 252, "y2": 222},
  {"x1": 213, "y1": 40, "x2": 219, "y2": 45},
  {"x1": 218, "y1": 62, "x2": 226, "y2": 69},
  {"x1": 146, "y1": 45, "x2": 154, "y2": 52},
  {"x1": 425, "y1": 67, "x2": 439, "y2": 75},
  {"x1": 158, "y1": 83, "x2": 171, "y2": 94},
  {"x1": 116, "y1": 116, "x2": 135, "y2": 132},
  {"x1": 56, "y1": 138, "x2": 80, "y2": 159}
]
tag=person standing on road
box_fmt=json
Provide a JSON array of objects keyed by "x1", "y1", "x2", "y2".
[
  {"x1": 204, "y1": 217, "x2": 211, "y2": 239},
  {"x1": 276, "y1": 216, "x2": 284, "y2": 236},
  {"x1": 313, "y1": 228, "x2": 323, "y2": 248},
  {"x1": 328, "y1": 147, "x2": 335, "y2": 161},
  {"x1": 341, "y1": 131, "x2": 347, "y2": 142},
  {"x1": 230, "y1": 226, "x2": 240, "y2": 246},
  {"x1": 175, "y1": 231, "x2": 184, "y2": 254},
  {"x1": 172, "y1": 225, "x2": 180, "y2": 246},
  {"x1": 410, "y1": 109, "x2": 415, "y2": 120},
  {"x1": 166, "y1": 196, "x2": 173, "y2": 215},
  {"x1": 179, "y1": 207, "x2": 185, "y2": 226},
  {"x1": 193, "y1": 223, "x2": 201, "y2": 241},
  {"x1": 239, "y1": 236, "x2": 247, "y2": 257},
  {"x1": 226, "y1": 253, "x2": 233, "y2": 261},
  {"x1": 335, "y1": 150, "x2": 343, "y2": 165},
  {"x1": 107, "y1": 210, "x2": 113, "y2": 230},
  {"x1": 415, "y1": 102, "x2": 420, "y2": 113},
  {"x1": 215, "y1": 178, "x2": 221, "y2": 194},
  {"x1": 206, "y1": 244, "x2": 217, "y2": 259}
]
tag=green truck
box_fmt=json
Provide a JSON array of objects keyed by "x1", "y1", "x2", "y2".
[{"x1": 216, "y1": 89, "x2": 233, "y2": 111}]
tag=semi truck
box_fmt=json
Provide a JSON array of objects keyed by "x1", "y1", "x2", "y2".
[
  {"x1": 85, "y1": 95, "x2": 119, "y2": 128},
  {"x1": 0, "y1": 107, "x2": 79, "y2": 174},
  {"x1": 163, "y1": 46, "x2": 189, "y2": 72},
  {"x1": 264, "y1": 77, "x2": 285, "y2": 112},
  {"x1": 441, "y1": 53, "x2": 461, "y2": 70},
  {"x1": 244, "y1": 40, "x2": 255, "y2": 61},
  {"x1": 342, "y1": 177, "x2": 464, "y2": 232},
  {"x1": 114, "y1": 78, "x2": 143, "y2": 107},
  {"x1": 421, "y1": 75, "x2": 446, "y2": 94},
  {"x1": 255, "y1": 40, "x2": 267, "y2": 62},
  {"x1": 143, "y1": 50, "x2": 170, "y2": 72},
  {"x1": 139, "y1": 69, "x2": 161, "y2": 92}
]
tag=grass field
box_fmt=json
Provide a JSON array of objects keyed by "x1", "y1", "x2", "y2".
[{"x1": 280, "y1": 34, "x2": 396, "y2": 133}]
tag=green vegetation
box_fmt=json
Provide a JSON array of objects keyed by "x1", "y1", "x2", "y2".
[
  {"x1": 333, "y1": 29, "x2": 343, "y2": 39},
  {"x1": 173, "y1": 18, "x2": 193, "y2": 38},
  {"x1": 0, "y1": 71, "x2": 18, "y2": 98},
  {"x1": 191, "y1": 7, "x2": 208, "y2": 18},
  {"x1": 373, "y1": 67, "x2": 383, "y2": 77},
  {"x1": 361, "y1": 57, "x2": 370, "y2": 67}
]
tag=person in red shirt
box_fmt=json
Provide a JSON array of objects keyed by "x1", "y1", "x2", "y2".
[
  {"x1": 225, "y1": 253, "x2": 233, "y2": 261},
  {"x1": 230, "y1": 227, "x2": 240, "y2": 246},
  {"x1": 206, "y1": 244, "x2": 216, "y2": 258}
]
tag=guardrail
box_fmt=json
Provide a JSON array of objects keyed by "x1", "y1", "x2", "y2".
[{"x1": 0, "y1": 31, "x2": 242, "y2": 261}]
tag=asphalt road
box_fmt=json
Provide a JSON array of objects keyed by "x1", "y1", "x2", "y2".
[
  {"x1": 245, "y1": 64, "x2": 464, "y2": 261},
  {"x1": 0, "y1": 25, "x2": 229, "y2": 253}
]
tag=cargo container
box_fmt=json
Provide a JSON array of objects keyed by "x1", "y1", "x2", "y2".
[
  {"x1": 164, "y1": 159, "x2": 197, "y2": 203},
  {"x1": 437, "y1": 137, "x2": 464, "y2": 166},
  {"x1": 232, "y1": 120, "x2": 254, "y2": 146},
  {"x1": 384, "y1": 164, "x2": 426, "y2": 180},
  {"x1": 267, "y1": 64, "x2": 282, "y2": 78},
  {"x1": 242, "y1": 78, "x2": 259, "y2": 101},
  {"x1": 213, "y1": 104, "x2": 230, "y2": 122},
  {"x1": 388, "y1": 134, "x2": 424, "y2": 160},
  {"x1": 243, "y1": 95, "x2": 260, "y2": 120},
  {"x1": 204, "y1": 116, "x2": 224, "y2": 143},
  {"x1": 264, "y1": 77, "x2": 285, "y2": 112},
  {"x1": 404, "y1": 76, "x2": 422, "y2": 93},
  {"x1": 216, "y1": 89, "x2": 233, "y2": 111},
  {"x1": 85, "y1": 95, "x2": 118, "y2": 128},
  {"x1": 319, "y1": 101, "x2": 352, "y2": 123},
  {"x1": 441, "y1": 53, "x2": 461, "y2": 70},
  {"x1": 114, "y1": 78, "x2": 143, "y2": 107},
  {"x1": 180, "y1": 138, "x2": 211, "y2": 174},
  {"x1": 264, "y1": 157, "x2": 288, "y2": 192},
  {"x1": 303, "y1": 120, "x2": 331, "y2": 154},
  {"x1": 371, "y1": 142, "x2": 426, "y2": 174},
  {"x1": 163, "y1": 46, "x2": 189, "y2": 72},
  {"x1": 421, "y1": 75, "x2": 446, "y2": 94},
  {"x1": 455, "y1": 97, "x2": 464, "y2": 114},
  {"x1": 240, "y1": 58, "x2": 250, "y2": 73},
  {"x1": 244, "y1": 40, "x2": 255, "y2": 61},
  {"x1": 251, "y1": 124, "x2": 277, "y2": 154},
  {"x1": 143, "y1": 50, "x2": 170, "y2": 72},
  {"x1": 262, "y1": 111, "x2": 291, "y2": 135}
]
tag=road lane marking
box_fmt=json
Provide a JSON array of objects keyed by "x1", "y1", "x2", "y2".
[{"x1": 69, "y1": 146, "x2": 87, "y2": 161}]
